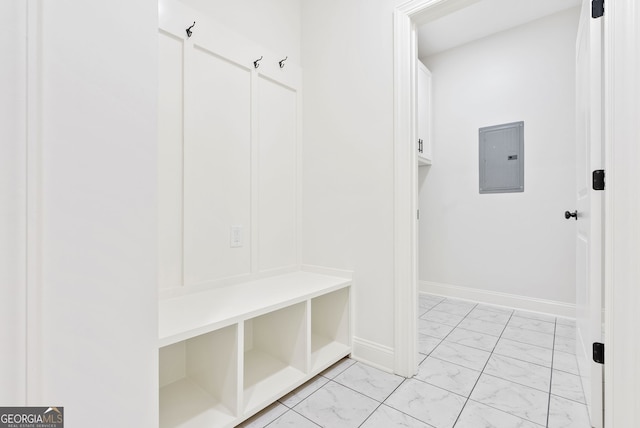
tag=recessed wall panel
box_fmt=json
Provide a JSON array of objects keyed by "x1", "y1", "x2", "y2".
[
  {"x1": 258, "y1": 78, "x2": 297, "y2": 271},
  {"x1": 184, "y1": 47, "x2": 251, "y2": 285}
]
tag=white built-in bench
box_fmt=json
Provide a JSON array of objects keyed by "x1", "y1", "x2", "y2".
[{"x1": 158, "y1": 271, "x2": 352, "y2": 428}]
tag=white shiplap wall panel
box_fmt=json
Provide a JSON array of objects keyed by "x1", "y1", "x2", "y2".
[
  {"x1": 158, "y1": 30, "x2": 185, "y2": 290},
  {"x1": 158, "y1": 0, "x2": 301, "y2": 293},
  {"x1": 183, "y1": 46, "x2": 252, "y2": 286}
]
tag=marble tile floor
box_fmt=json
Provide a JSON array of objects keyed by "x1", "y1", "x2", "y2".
[{"x1": 238, "y1": 294, "x2": 591, "y2": 428}]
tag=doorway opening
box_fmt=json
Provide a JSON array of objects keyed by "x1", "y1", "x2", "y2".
[{"x1": 394, "y1": 1, "x2": 603, "y2": 427}]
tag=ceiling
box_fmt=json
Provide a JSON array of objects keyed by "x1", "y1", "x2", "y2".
[{"x1": 417, "y1": 0, "x2": 581, "y2": 59}]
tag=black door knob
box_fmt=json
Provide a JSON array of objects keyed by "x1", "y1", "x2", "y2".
[{"x1": 565, "y1": 210, "x2": 578, "y2": 220}]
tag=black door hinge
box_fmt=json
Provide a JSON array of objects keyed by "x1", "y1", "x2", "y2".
[
  {"x1": 593, "y1": 170, "x2": 605, "y2": 190},
  {"x1": 593, "y1": 342, "x2": 605, "y2": 364},
  {"x1": 592, "y1": 0, "x2": 604, "y2": 18}
]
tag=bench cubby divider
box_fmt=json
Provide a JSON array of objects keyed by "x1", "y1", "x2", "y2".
[{"x1": 159, "y1": 271, "x2": 351, "y2": 427}]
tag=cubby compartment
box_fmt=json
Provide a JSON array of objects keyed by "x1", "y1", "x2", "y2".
[
  {"x1": 159, "y1": 325, "x2": 238, "y2": 428},
  {"x1": 158, "y1": 271, "x2": 351, "y2": 427},
  {"x1": 243, "y1": 302, "x2": 307, "y2": 414},
  {"x1": 310, "y1": 287, "x2": 351, "y2": 373}
]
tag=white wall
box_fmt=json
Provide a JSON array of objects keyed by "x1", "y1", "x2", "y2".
[
  {"x1": 419, "y1": 8, "x2": 580, "y2": 303},
  {"x1": 179, "y1": 0, "x2": 301, "y2": 64},
  {"x1": 301, "y1": 0, "x2": 397, "y2": 369},
  {"x1": 34, "y1": 1, "x2": 158, "y2": 426},
  {"x1": 158, "y1": 0, "x2": 301, "y2": 294},
  {"x1": 0, "y1": 1, "x2": 27, "y2": 405}
]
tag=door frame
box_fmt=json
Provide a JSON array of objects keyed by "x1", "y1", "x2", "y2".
[
  {"x1": 575, "y1": 1, "x2": 604, "y2": 426},
  {"x1": 392, "y1": 0, "x2": 480, "y2": 378},
  {"x1": 602, "y1": 1, "x2": 640, "y2": 426},
  {"x1": 393, "y1": 1, "x2": 640, "y2": 426}
]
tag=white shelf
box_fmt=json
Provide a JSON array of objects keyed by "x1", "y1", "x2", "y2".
[
  {"x1": 159, "y1": 325, "x2": 239, "y2": 428},
  {"x1": 160, "y1": 378, "x2": 236, "y2": 428},
  {"x1": 311, "y1": 334, "x2": 351, "y2": 373},
  {"x1": 159, "y1": 271, "x2": 350, "y2": 347},
  {"x1": 158, "y1": 271, "x2": 351, "y2": 428},
  {"x1": 243, "y1": 349, "x2": 305, "y2": 414},
  {"x1": 243, "y1": 301, "x2": 307, "y2": 414},
  {"x1": 418, "y1": 154, "x2": 432, "y2": 166},
  {"x1": 310, "y1": 287, "x2": 350, "y2": 373}
]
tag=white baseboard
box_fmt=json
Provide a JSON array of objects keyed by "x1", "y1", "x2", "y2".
[
  {"x1": 351, "y1": 337, "x2": 395, "y2": 374},
  {"x1": 420, "y1": 280, "x2": 576, "y2": 318}
]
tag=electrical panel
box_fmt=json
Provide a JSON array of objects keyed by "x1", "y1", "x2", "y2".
[{"x1": 479, "y1": 121, "x2": 524, "y2": 194}]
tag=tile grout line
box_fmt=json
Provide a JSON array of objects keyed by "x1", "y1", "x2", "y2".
[
  {"x1": 422, "y1": 296, "x2": 568, "y2": 427},
  {"x1": 423, "y1": 295, "x2": 570, "y2": 427},
  {"x1": 450, "y1": 304, "x2": 515, "y2": 427},
  {"x1": 477, "y1": 371, "x2": 550, "y2": 395},
  {"x1": 275, "y1": 369, "x2": 378, "y2": 427},
  {"x1": 262, "y1": 407, "x2": 322, "y2": 428},
  {"x1": 491, "y1": 349, "x2": 553, "y2": 370},
  {"x1": 296, "y1": 363, "x2": 414, "y2": 428},
  {"x1": 417, "y1": 297, "x2": 446, "y2": 316},
  {"x1": 377, "y1": 379, "x2": 440, "y2": 428},
  {"x1": 495, "y1": 334, "x2": 555, "y2": 350},
  {"x1": 549, "y1": 392, "x2": 588, "y2": 406},
  {"x1": 326, "y1": 376, "x2": 394, "y2": 405},
  {"x1": 380, "y1": 297, "x2": 480, "y2": 427},
  {"x1": 421, "y1": 312, "x2": 509, "y2": 330},
  {"x1": 409, "y1": 373, "x2": 474, "y2": 399},
  {"x1": 355, "y1": 397, "x2": 385, "y2": 427},
  {"x1": 277, "y1": 376, "x2": 330, "y2": 410},
  {"x1": 460, "y1": 398, "x2": 548, "y2": 428},
  {"x1": 465, "y1": 400, "x2": 549, "y2": 428},
  {"x1": 439, "y1": 328, "x2": 556, "y2": 367},
  {"x1": 273, "y1": 296, "x2": 571, "y2": 428},
  {"x1": 356, "y1": 377, "x2": 414, "y2": 428},
  {"x1": 545, "y1": 319, "x2": 558, "y2": 428},
  {"x1": 430, "y1": 300, "x2": 479, "y2": 344},
  {"x1": 355, "y1": 403, "x2": 383, "y2": 427},
  {"x1": 272, "y1": 361, "x2": 356, "y2": 425},
  {"x1": 418, "y1": 300, "x2": 476, "y2": 358}
]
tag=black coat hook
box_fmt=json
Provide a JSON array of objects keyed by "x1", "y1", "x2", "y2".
[
  {"x1": 253, "y1": 56, "x2": 263, "y2": 69},
  {"x1": 279, "y1": 56, "x2": 288, "y2": 68},
  {"x1": 186, "y1": 21, "x2": 195, "y2": 38}
]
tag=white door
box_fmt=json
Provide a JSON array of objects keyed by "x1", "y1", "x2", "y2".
[{"x1": 574, "y1": 1, "x2": 603, "y2": 427}]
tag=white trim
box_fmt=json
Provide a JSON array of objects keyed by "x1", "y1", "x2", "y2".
[
  {"x1": 250, "y1": 63, "x2": 260, "y2": 276},
  {"x1": 603, "y1": 1, "x2": 640, "y2": 427},
  {"x1": 159, "y1": 266, "x2": 298, "y2": 299},
  {"x1": 301, "y1": 265, "x2": 353, "y2": 280},
  {"x1": 351, "y1": 337, "x2": 395, "y2": 374},
  {"x1": 160, "y1": 264, "x2": 354, "y2": 300},
  {"x1": 392, "y1": 1, "x2": 419, "y2": 380},
  {"x1": 396, "y1": 1, "x2": 640, "y2": 426},
  {"x1": 420, "y1": 281, "x2": 576, "y2": 318},
  {"x1": 25, "y1": 0, "x2": 43, "y2": 404},
  {"x1": 393, "y1": 0, "x2": 492, "y2": 379},
  {"x1": 295, "y1": 87, "x2": 303, "y2": 271}
]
